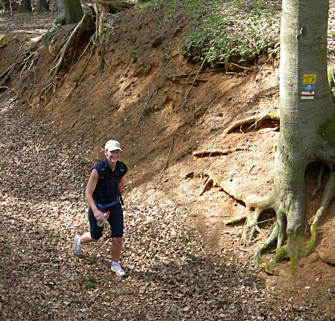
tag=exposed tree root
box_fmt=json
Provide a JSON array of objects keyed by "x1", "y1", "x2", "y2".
[
  {"x1": 193, "y1": 147, "x2": 245, "y2": 158},
  {"x1": 240, "y1": 195, "x2": 276, "y2": 247},
  {"x1": 65, "y1": 39, "x2": 94, "y2": 100},
  {"x1": 0, "y1": 63, "x2": 15, "y2": 81},
  {"x1": 224, "y1": 111, "x2": 280, "y2": 135},
  {"x1": 309, "y1": 171, "x2": 335, "y2": 251},
  {"x1": 222, "y1": 85, "x2": 279, "y2": 132},
  {"x1": 224, "y1": 214, "x2": 247, "y2": 225},
  {"x1": 311, "y1": 163, "x2": 326, "y2": 200},
  {"x1": 41, "y1": 14, "x2": 95, "y2": 97},
  {"x1": 200, "y1": 170, "x2": 277, "y2": 246},
  {"x1": 207, "y1": 160, "x2": 335, "y2": 267},
  {"x1": 0, "y1": 63, "x2": 16, "y2": 91}
]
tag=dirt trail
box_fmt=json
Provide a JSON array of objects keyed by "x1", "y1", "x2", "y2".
[{"x1": 0, "y1": 8, "x2": 335, "y2": 320}]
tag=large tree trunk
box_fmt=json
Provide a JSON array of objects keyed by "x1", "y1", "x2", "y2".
[
  {"x1": 273, "y1": 0, "x2": 335, "y2": 259},
  {"x1": 240, "y1": 0, "x2": 335, "y2": 265},
  {"x1": 56, "y1": 0, "x2": 83, "y2": 25}
]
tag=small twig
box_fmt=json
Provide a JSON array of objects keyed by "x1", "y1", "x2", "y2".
[
  {"x1": 229, "y1": 62, "x2": 256, "y2": 71},
  {"x1": 328, "y1": 289, "x2": 335, "y2": 302},
  {"x1": 249, "y1": 236, "x2": 262, "y2": 244},
  {"x1": 137, "y1": 87, "x2": 159, "y2": 125},
  {"x1": 40, "y1": 82, "x2": 54, "y2": 96},
  {"x1": 69, "y1": 38, "x2": 93, "y2": 74},
  {"x1": 199, "y1": 178, "x2": 213, "y2": 196},
  {"x1": 224, "y1": 214, "x2": 247, "y2": 225},
  {"x1": 160, "y1": 138, "x2": 175, "y2": 175},
  {"x1": 248, "y1": 165, "x2": 255, "y2": 175},
  {"x1": 246, "y1": 217, "x2": 276, "y2": 228},
  {"x1": 181, "y1": 59, "x2": 205, "y2": 109},
  {"x1": 19, "y1": 52, "x2": 34, "y2": 82}
]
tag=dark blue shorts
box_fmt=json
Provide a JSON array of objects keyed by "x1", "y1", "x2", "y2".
[{"x1": 88, "y1": 202, "x2": 124, "y2": 240}]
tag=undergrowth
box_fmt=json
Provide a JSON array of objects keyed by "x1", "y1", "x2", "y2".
[{"x1": 137, "y1": 0, "x2": 281, "y2": 67}]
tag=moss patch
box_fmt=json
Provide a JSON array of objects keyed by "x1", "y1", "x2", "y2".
[
  {"x1": 319, "y1": 112, "x2": 335, "y2": 148},
  {"x1": 275, "y1": 247, "x2": 289, "y2": 263}
]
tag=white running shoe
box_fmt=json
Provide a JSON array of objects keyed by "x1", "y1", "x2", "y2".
[
  {"x1": 73, "y1": 235, "x2": 82, "y2": 256},
  {"x1": 111, "y1": 262, "x2": 126, "y2": 277}
]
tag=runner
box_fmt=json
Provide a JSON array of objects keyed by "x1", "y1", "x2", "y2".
[{"x1": 74, "y1": 139, "x2": 128, "y2": 277}]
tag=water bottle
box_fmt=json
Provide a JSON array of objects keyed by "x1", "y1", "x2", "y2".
[{"x1": 97, "y1": 211, "x2": 110, "y2": 227}]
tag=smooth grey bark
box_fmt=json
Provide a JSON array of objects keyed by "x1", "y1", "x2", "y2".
[
  {"x1": 56, "y1": 0, "x2": 83, "y2": 25},
  {"x1": 275, "y1": 0, "x2": 335, "y2": 257},
  {"x1": 249, "y1": 0, "x2": 335, "y2": 261}
]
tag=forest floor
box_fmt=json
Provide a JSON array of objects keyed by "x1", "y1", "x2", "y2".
[{"x1": 0, "y1": 3, "x2": 335, "y2": 320}]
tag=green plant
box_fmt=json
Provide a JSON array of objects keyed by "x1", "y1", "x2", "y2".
[
  {"x1": 87, "y1": 257, "x2": 97, "y2": 265},
  {"x1": 182, "y1": 1, "x2": 280, "y2": 67},
  {"x1": 275, "y1": 247, "x2": 289, "y2": 263},
  {"x1": 4, "y1": 245, "x2": 11, "y2": 255},
  {"x1": 77, "y1": 275, "x2": 97, "y2": 289}
]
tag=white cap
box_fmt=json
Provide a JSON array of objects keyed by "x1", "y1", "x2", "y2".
[{"x1": 105, "y1": 140, "x2": 122, "y2": 152}]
